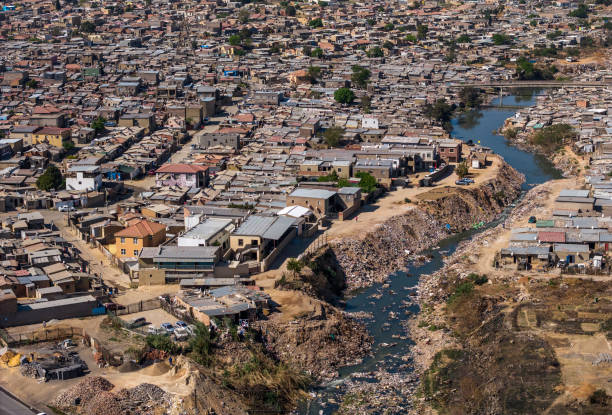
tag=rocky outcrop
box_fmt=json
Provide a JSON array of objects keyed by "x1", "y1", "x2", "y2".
[
  {"x1": 331, "y1": 160, "x2": 525, "y2": 290},
  {"x1": 254, "y1": 304, "x2": 372, "y2": 382}
]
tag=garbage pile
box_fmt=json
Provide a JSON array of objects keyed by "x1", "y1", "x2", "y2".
[
  {"x1": 332, "y1": 208, "x2": 448, "y2": 289},
  {"x1": 255, "y1": 305, "x2": 372, "y2": 381},
  {"x1": 52, "y1": 376, "x2": 114, "y2": 410},
  {"x1": 52, "y1": 377, "x2": 171, "y2": 415}
]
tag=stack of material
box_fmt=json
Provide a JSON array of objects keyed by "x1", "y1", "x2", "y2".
[
  {"x1": 0, "y1": 350, "x2": 23, "y2": 368},
  {"x1": 52, "y1": 376, "x2": 114, "y2": 411}
]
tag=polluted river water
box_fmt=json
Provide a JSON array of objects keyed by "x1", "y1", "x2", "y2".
[{"x1": 303, "y1": 91, "x2": 563, "y2": 414}]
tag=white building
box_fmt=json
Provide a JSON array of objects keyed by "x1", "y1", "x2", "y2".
[
  {"x1": 65, "y1": 165, "x2": 102, "y2": 192},
  {"x1": 178, "y1": 218, "x2": 235, "y2": 251}
]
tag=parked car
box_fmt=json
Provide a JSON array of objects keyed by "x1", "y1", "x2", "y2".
[
  {"x1": 528, "y1": 216, "x2": 537, "y2": 223},
  {"x1": 58, "y1": 205, "x2": 76, "y2": 212},
  {"x1": 147, "y1": 325, "x2": 159, "y2": 335},
  {"x1": 175, "y1": 321, "x2": 188, "y2": 329},
  {"x1": 463, "y1": 178, "x2": 475, "y2": 183},
  {"x1": 173, "y1": 327, "x2": 190, "y2": 341},
  {"x1": 161, "y1": 322, "x2": 174, "y2": 334},
  {"x1": 455, "y1": 179, "x2": 469, "y2": 185},
  {"x1": 128, "y1": 317, "x2": 147, "y2": 328}
]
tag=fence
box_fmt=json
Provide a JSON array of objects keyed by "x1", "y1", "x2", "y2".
[
  {"x1": 301, "y1": 233, "x2": 328, "y2": 258},
  {"x1": 1, "y1": 326, "x2": 84, "y2": 347},
  {"x1": 561, "y1": 266, "x2": 611, "y2": 276},
  {"x1": 114, "y1": 298, "x2": 162, "y2": 316}
]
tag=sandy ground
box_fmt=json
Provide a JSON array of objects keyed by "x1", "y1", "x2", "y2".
[
  {"x1": 122, "y1": 308, "x2": 179, "y2": 328},
  {"x1": 326, "y1": 155, "x2": 503, "y2": 241},
  {"x1": 264, "y1": 288, "x2": 319, "y2": 322},
  {"x1": 113, "y1": 284, "x2": 180, "y2": 306},
  {"x1": 0, "y1": 343, "x2": 189, "y2": 412}
]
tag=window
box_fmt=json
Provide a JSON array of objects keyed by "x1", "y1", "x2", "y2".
[
  {"x1": 120, "y1": 249, "x2": 126, "y2": 255},
  {"x1": 338, "y1": 168, "x2": 342, "y2": 172},
  {"x1": 449, "y1": 148, "x2": 454, "y2": 153},
  {"x1": 251, "y1": 239, "x2": 258, "y2": 246},
  {"x1": 238, "y1": 239, "x2": 244, "y2": 246},
  {"x1": 134, "y1": 250, "x2": 139, "y2": 256},
  {"x1": 133, "y1": 238, "x2": 138, "y2": 244},
  {"x1": 120, "y1": 237, "x2": 125, "y2": 243}
]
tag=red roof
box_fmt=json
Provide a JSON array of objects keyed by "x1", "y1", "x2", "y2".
[
  {"x1": 155, "y1": 164, "x2": 208, "y2": 174},
  {"x1": 537, "y1": 231, "x2": 565, "y2": 243},
  {"x1": 115, "y1": 220, "x2": 166, "y2": 238}
]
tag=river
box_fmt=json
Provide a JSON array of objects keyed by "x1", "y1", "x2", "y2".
[{"x1": 304, "y1": 91, "x2": 562, "y2": 414}]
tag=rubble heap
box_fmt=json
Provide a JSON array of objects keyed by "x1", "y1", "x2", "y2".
[{"x1": 255, "y1": 305, "x2": 372, "y2": 381}]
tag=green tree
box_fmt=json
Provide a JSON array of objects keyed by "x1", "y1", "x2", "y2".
[
  {"x1": 351, "y1": 65, "x2": 371, "y2": 88},
  {"x1": 569, "y1": 3, "x2": 589, "y2": 18},
  {"x1": 382, "y1": 40, "x2": 394, "y2": 50},
  {"x1": 146, "y1": 334, "x2": 180, "y2": 354},
  {"x1": 62, "y1": 140, "x2": 75, "y2": 151},
  {"x1": 238, "y1": 8, "x2": 250, "y2": 24},
  {"x1": 80, "y1": 21, "x2": 96, "y2": 33},
  {"x1": 307, "y1": 66, "x2": 321, "y2": 83},
  {"x1": 423, "y1": 99, "x2": 456, "y2": 131},
  {"x1": 189, "y1": 322, "x2": 213, "y2": 365},
  {"x1": 366, "y1": 46, "x2": 384, "y2": 58},
  {"x1": 417, "y1": 24, "x2": 428, "y2": 40},
  {"x1": 26, "y1": 79, "x2": 38, "y2": 89},
  {"x1": 383, "y1": 22, "x2": 394, "y2": 31},
  {"x1": 310, "y1": 47, "x2": 323, "y2": 58},
  {"x1": 492, "y1": 33, "x2": 512, "y2": 45},
  {"x1": 458, "y1": 86, "x2": 482, "y2": 109},
  {"x1": 405, "y1": 34, "x2": 418, "y2": 43},
  {"x1": 334, "y1": 87, "x2": 355, "y2": 105},
  {"x1": 286, "y1": 258, "x2": 303, "y2": 279},
  {"x1": 285, "y1": 5, "x2": 296, "y2": 16},
  {"x1": 91, "y1": 116, "x2": 107, "y2": 134},
  {"x1": 323, "y1": 126, "x2": 344, "y2": 147},
  {"x1": 309, "y1": 18, "x2": 323, "y2": 28},
  {"x1": 530, "y1": 123, "x2": 576, "y2": 152},
  {"x1": 456, "y1": 34, "x2": 471, "y2": 43},
  {"x1": 55, "y1": 0, "x2": 61, "y2": 10},
  {"x1": 36, "y1": 165, "x2": 63, "y2": 191},
  {"x1": 515, "y1": 56, "x2": 556, "y2": 80},
  {"x1": 360, "y1": 95, "x2": 372, "y2": 113},
  {"x1": 456, "y1": 161, "x2": 469, "y2": 179},
  {"x1": 229, "y1": 34, "x2": 241, "y2": 46},
  {"x1": 356, "y1": 172, "x2": 377, "y2": 193}
]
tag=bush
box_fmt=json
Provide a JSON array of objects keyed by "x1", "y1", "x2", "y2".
[
  {"x1": 467, "y1": 273, "x2": 488, "y2": 285},
  {"x1": 447, "y1": 282, "x2": 474, "y2": 305},
  {"x1": 146, "y1": 334, "x2": 180, "y2": 354},
  {"x1": 36, "y1": 165, "x2": 63, "y2": 191},
  {"x1": 530, "y1": 123, "x2": 576, "y2": 152},
  {"x1": 334, "y1": 87, "x2": 355, "y2": 105}
]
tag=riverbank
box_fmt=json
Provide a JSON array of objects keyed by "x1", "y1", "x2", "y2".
[
  {"x1": 410, "y1": 177, "x2": 612, "y2": 414},
  {"x1": 330, "y1": 157, "x2": 524, "y2": 290}
]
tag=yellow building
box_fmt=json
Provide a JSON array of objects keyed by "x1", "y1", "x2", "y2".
[
  {"x1": 113, "y1": 220, "x2": 166, "y2": 259},
  {"x1": 32, "y1": 127, "x2": 72, "y2": 148}
]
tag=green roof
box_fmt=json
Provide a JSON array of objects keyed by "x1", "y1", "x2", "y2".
[{"x1": 536, "y1": 220, "x2": 554, "y2": 228}]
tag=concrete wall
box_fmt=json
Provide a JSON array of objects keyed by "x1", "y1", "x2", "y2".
[
  {"x1": 1, "y1": 298, "x2": 98, "y2": 327},
  {"x1": 138, "y1": 269, "x2": 166, "y2": 286},
  {"x1": 260, "y1": 228, "x2": 296, "y2": 272}
]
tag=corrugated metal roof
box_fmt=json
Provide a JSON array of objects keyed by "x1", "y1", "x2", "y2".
[
  {"x1": 262, "y1": 216, "x2": 295, "y2": 240},
  {"x1": 234, "y1": 215, "x2": 276, "y2": 236},
  {"x1": 289, "y1": 188, "x2": 336, "y2": 199}
]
